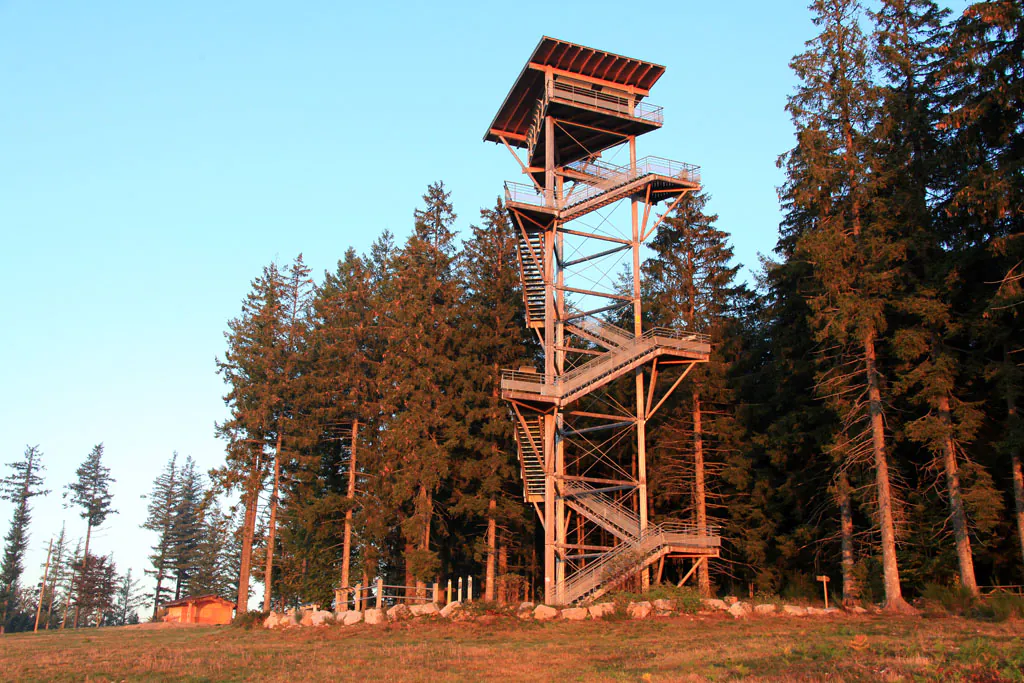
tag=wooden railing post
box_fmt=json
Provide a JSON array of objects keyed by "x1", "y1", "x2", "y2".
[
  {"x1": 447, "y1": 579, "x2": 452, "y2": 605},
  {"x1": 376, "y1": 578, "x2": 383, "y2": 610},
  {"x1": 457, "y1": 577, "x2": 463, "y2": 603},
  {"x1": 468, "y1": 576, "x2": 473, "y2": 602},
  {"x1": 354, "y1": 583, "x2": 361, "y2": 612}
]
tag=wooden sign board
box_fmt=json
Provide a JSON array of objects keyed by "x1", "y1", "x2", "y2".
[{"x1": 816, "y1": 575, "x2": 829, "y2": 583}]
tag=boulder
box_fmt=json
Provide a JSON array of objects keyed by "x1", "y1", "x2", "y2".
[
  {"x1": 387, "y1": 603, "x2": 412, "y2": 621},
  {"x1": 847, "y1": 605, "x2": 868, "y2": 614},
  {"x1": 263, "y1": 612, "x2": 280, "y2": 629},
  {"x1": 343, "y1": 610, "x2": 363, "y2": 626},
  {"x1": 410, "y1": 602, "x2": 439, "y2": 617},
  {"x1": 806, "y1": 606, "x2": 838, "y2": 616},
  {"x1": 363, "y1": 608, "x2": 385, "y2": 625},
  {"x1": 701, "y1": 598, "x2": 729, "y2": 611},
  {"x1": 782, "y1": 605, "x2": 808, "y2": 616},
  {"x1": 310, "y1": 610, "x2": 333, "y2": 627},
  {"x1": 518, "y1": 601, "x2": 534, "y2": 612},
  {"x1": 334, "y1": 610, "x2": 349, "y2": 623},
  {"x1": 754, "y1": 604, "x2": 777, "y2": 615},
  {"x1": 440, "y1": 601, "x2": 463, "y2": 619},
  {"x1": 627, "y1": 601, "x2": 653, "y2": 620},
  {"x1": 300, "y1": 611, "x2": 314, "y2": 627},
  {"x1": 723, "y1": 596, "x2": 739, "y2": 606},
  {"x1": 588, "y1": 602, "x2": 616, "y2": 619},
  {"x1": 653, "y1": 599, "x2": 675, "y2": 615},
  {"x1": 728, "y1": 602, "x2": 752, "y2": 619},
  {"x1": 533, "y1": 604, "x2": 559, "y2": 621},
  {"x1": 561, "y1": 607, "x2": 588, "y2": 621}
]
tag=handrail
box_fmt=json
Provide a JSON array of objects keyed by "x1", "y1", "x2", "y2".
[{"x1": 548, "y1": 80, "x2": 664, "y2": 125}]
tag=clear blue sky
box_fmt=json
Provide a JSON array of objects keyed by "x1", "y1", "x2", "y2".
[{"x1": 1, "y1": 1, "x2": 819, "y2": 606}]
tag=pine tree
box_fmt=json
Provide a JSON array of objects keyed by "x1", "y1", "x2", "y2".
[
  {"x1": 73, "y1": 554, "x2": 117, "y2": 628},
  {"x1": 0, "y1": 445, "x2": 48, "y2": 630},
  {"x1": 63, "y1": 443, "x2": 116, "y2": 626},
  {"x1": 107, "y1": 568, "x2": 145, "y2": 626},
  {"x1": 214, "y1": 263, "x2": 284, "y2": 612},
  {"x1": 450, "y1": 200, "x2": 537, "y2": 601},
  {"x1": 782, "y1": 0, "x2": 914, "y2": 612},
  {"x1": 141, "y1": 452, "x2": 178, "y2": 616},
  {"x1": 42, "y1": 524, "x2": 68, "y2": 629},
  {"x1": 643, "y1": 191, "x2": 747, "y2": 596},
  {"x1": 171, "y1": 456, "x2": 204, "y2": 599},
  {"x1": 375, "y1": 182, "x2": 462, "y2": 592}
]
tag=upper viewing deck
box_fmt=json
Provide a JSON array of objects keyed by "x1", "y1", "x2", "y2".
[{"x1": 484, "y1": 37, "x2": 666, "y2": 165}]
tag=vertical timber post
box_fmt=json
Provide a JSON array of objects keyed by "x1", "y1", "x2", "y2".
[
  {"x1": 341, "y1": 420, "x2": 358, "y2": 607},
  {"x1": 630, "y1": 135, "x2": 650, "y2": 592},
  {"x1": 543, "y1": 412, "x2": 556, "y2": 604}
]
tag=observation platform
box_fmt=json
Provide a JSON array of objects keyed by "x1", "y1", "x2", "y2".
[
  {"x1": 501, "y1": 318, "x2": 710, "y2": 408},
  {"x1": 505, "y1": 156, "x2": 701, "y2": 228}
]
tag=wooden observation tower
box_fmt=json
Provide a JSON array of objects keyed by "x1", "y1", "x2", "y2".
[{"x1": 485, "y1": 37, "x2": 721, "y2": 605}]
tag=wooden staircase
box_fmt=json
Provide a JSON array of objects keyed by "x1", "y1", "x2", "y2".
[
  {"x1": 516, "y1": 231, "x2": 546, "y2": 328},
  {"x1": 515, "y1": 416, "x2": 545, "y2": 502}
]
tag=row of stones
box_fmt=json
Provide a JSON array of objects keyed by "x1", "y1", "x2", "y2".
[
  {"x1": 263, "y1": 601, "x2": 463, "y2": 629},
  {"x1": 264, "y1": 597, "x2": 866, "y2": 629}
]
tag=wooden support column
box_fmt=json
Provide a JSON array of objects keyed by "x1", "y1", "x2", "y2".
[
  {"x1": 630, "y1": 135, "x2": 650, "y2": 592},
  {"x1": 555, "y1": 411, "x2": 566, "y2": 605},
  {"x1": 543, "y1": 413, "x2": 556, "y2": 605}
]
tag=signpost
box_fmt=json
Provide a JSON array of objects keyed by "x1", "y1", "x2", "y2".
[{"x1": 816, "y1": 575, "x2": 830, "y2": 609}]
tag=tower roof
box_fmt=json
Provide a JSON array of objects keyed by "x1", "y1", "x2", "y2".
[{"x1": 484, "y1": 37, "x2": 666, "y2": 146}]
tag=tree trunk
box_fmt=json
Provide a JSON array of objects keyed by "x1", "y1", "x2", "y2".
[
  {"x1": 938, "y1": 394, "x2": 978, "y2": 595},
  {"x1": 838, "y1": 470, "x2": 858, "y2": 605},
  {"x1": 485, "y1": 498, "x2": 496, "y2": 601},
  {"x1": 693, "y1": 390, "x2": 710, "y2": 598},
  {"x1": 864, "y1": 330, "x2": 912, "y2": 612},
  {"x1": 262, "y1": 433, "x2": 283, "y2": 612},
  {"x1": 74, "y1": 524, "x2": 93, "y2": 628},
  {"x1": 497, "y1": 539, "x2": 508, "y2": 604},
  {"x1": 341, "y1": 421, "x2": 358, "y2": 598},
  {"x1": 236, "y1": 482, "x2": 259, "y2": 614},
  {"x1": 1008, "y1": 379, "x2": 1024, "y2": 567},
  {"x1": 404, "y1": 541, "x2": 415, "y2": 598}
]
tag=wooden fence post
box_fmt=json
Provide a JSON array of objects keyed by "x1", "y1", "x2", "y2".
[
  {"x1": 468, "y1": 576, "x2": 473, "y2": 603},
  {"x1": 447, "y1": 579, "x2": 452, "y2": 605},
  {"x1": 457, "y1": 577, "x2": 463, "y2": 603},
  {"x1": 376, "y1": 578, "x2": 383, "y2": 610},
  {"x1": 354, "y1": 583, "x2": 361, "y2": 612},
  {"x1": 433, "y1": 582, "x2": 440, "y2": 605}
]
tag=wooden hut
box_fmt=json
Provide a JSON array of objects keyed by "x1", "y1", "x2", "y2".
[{"x1": 161, "y1": 595, "x2": 235, "y2": 625}]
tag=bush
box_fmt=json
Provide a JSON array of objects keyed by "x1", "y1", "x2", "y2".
[
  {"x1": 232, "y1": 610, "x2": 269, "y2": 629},
  {"x1": 921, "y1": 583, "x2": 977, "y2": 615},
  {"x1": 972, "y1": 593, "x2": 1024, "y2": 623}
]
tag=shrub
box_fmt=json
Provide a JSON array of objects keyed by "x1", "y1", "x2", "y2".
[
  {"x1": 921, "y1": 583, "x2": 977, "y2": 615},
  {"x1": 232, "y1": 610, "x2": 269, "y2": 629},
  {"x1": 972, "y1": 593, "x2": 1024, "y2": 623}
]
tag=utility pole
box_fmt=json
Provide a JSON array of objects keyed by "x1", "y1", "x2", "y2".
[{"x1": 34, "y1": 538, "x2": 53, "y2": 632}]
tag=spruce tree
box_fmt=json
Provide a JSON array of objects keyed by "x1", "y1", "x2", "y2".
[
  {"x1": 0, "y1": 445, "x2": 48, "y2": 631},
  {"x1": 783, "y1": 0, "x2": 914, "y2": 611},
  {"x1": 63, "y1": 443, "x2": 116, "y2": 626},
  {"x1": 107, "y1": 568, "x2": 145, "y2": 626},
  {"x1": 141, "y1": 452, "x2": 178, "y2": 616},
  {"x1": 171, "y1": 457, "x2": 204, "y2": 599}
]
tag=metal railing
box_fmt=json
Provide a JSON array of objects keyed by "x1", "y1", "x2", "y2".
[
  {"x1": 562, "y1": 480, "x2": 640, "y2": 539},
  {"x1": 505, "y1": 156, "x2": 701, "y2": 212},
  {"x1": 548, "y1": 80, "x2": 664, "y2": 125},
  {"x1": 643, "y1": 326, "x2": 711, "y2": 344}
]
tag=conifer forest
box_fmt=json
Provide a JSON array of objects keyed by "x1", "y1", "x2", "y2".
[{"x1": 1, "y1": 0, "x2": 1021, "y2": 632}]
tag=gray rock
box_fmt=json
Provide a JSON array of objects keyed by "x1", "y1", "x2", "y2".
[
  {"x1": 410, "y1": 602, "x2": 439, "y2": 617},
  {"x1": 701, "y1": 598, "x2": 728, "y2": 611},
  {"x1": 561, "y1": 607, "x2": 588, "y2": 621},
  {"x1": 627, "y1": 601, "x2": 653, "y2": 620},
  {"x1": 387, "y1": 603, "x2": 412, "y2": 621},
  {"x1": 723, "y1": 596, "x2": 739, "y2": 606},
  {"x1": 263, "y1": 612, "x2": 280, "y2": 629},
  {"x1": 754, "y1": 604, "x2": 777, "y2": 615},
  {"x1": 363, "y1": 608, "x2": 385, "y2": 625},
  {"x1": 588, "y1": 602, "x2": 616, "y2": 619},
  {"x1": 653, "y1": 598, "x2": 675, "y2": 615},
  {"x1": 806, "y1": 606, "x2": 834, "y2": 616},
  {"x1": 847, "y1": 605, "x2": 868, "y2": 614},
  {"x1": 518, "y1": 601, "x2": 534, "y2": 612},
  {"x1": 728, "y1": 602, "x2": 752, "y2": 618},
  {"x1": 310, "y1": 610, "x2": 333, "y2": 626},
  {"x1": 334, "y1": 609, "x2": 349, "y2": 623},
  {"x1": 533, "y1": 604, "x2": 559, "y2": 621},
  {"x1": 343, "y1": 610, "x2": 363, "y2": 626},
  {"x1": 440, "y1": 601, "x2": 463, "y2": 619},
  {"x1": 782, "y1": 604, "x2": 808, "y2": 616}
]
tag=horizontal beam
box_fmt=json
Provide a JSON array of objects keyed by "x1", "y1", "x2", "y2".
[
  {"x1": 561, "y1": 244, "x2": 632, "y2": 268},
  {"x1": 557, "y1": 227, "x2": 632, "y2": 246},
  {"x1": 528, "y1": 62, "x2": 650, "y2": 96},
  {"x1": 557, "y1": 285, "x2": 632, "y2": 301},
  {"x1": 560, "y1": 420, "x2": 635, "y2": 437}
]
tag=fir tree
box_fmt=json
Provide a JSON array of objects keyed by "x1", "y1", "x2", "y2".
[
  {"x1": 0, "y1": 445, "x2": 48, "y2": 630},
  {"x1": 141, "y1": 452, "x2": 178, "y2": 616},
  {"x1": 63, "y1": 443, "x2": 116, "y2": 626},
  {"x1": 171, "y1": 456, "x2": 204, "y2": 600},
  {"x1": 783, "y1": 0, "x2": 914, "y2": 612},
  {"x1": 107, "y1": 568, "x2": 145, "y2": 626}
]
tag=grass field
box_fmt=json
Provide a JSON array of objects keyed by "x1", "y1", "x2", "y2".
[{"x1": 1, "y1": 612, "x2": 1022, "y2": 682}]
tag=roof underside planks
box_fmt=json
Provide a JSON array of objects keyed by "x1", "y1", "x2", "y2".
[{"x1": 484, "y1": 36, "x2": 666, "y2": 146}]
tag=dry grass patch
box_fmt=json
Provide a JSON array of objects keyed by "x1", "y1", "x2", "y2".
[{"x1": 1, "y1": 613, "x2": 1021, "y2": 681}]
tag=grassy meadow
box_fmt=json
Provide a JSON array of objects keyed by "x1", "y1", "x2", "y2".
[{"x1": 1, "y1": 611, "x2": 1022, "y2": 682}]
